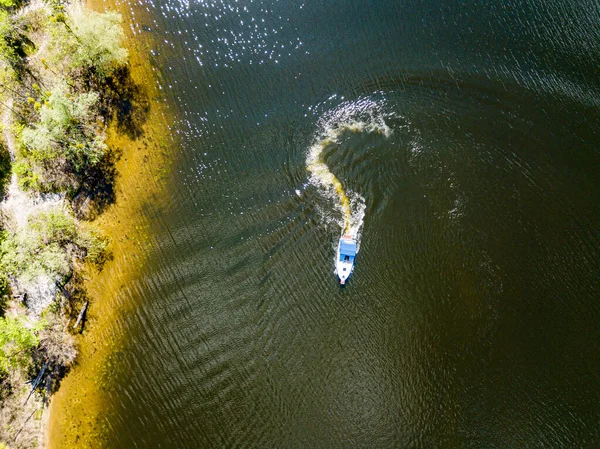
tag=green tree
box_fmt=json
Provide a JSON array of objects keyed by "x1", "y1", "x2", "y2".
[
  {"x1": 21, "y1": 85, "x2": 103, "y2": 162},
  {"x1": 20, "y1": 84, "x2": 107, "y2": 189},
  {"x1": 61, "y1": 8, "x2": 128, "y2": 78}
]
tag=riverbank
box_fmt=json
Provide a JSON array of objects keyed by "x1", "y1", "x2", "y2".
[
  {"x1": 0, "y1": 0, "x2": 174, "y2": 447},
  {"x1": 46, "y1": 31, "x2": 174, "y2": 449},
  {"x1": 45, "y1": 0, "x2": 175, "y2": 446}
]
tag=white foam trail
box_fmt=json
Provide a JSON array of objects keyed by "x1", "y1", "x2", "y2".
[
  {"x1": 306, "y1": 97, "x2": 392, "y2": 243},
  {"x1": 346, "y1": 191, "x2": 366, "y2": 246}
]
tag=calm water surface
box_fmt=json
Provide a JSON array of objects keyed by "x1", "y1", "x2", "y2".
[{"x1": 99, "y1": 0, "x2": 600, "y2": 447}]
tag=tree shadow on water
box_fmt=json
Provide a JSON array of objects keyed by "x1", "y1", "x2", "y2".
[
  {"x1": 72, "y1": 148, "x2": 119, "y2": 221},
  {"x1": 104, "y1": 65, "x2": 151, "y2": 140},
  {"x1": 72, "y1": 65, "x2": 151, "y2": 219}
]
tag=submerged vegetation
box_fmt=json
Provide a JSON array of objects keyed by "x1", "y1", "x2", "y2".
[{"x1": 0, "y1": 0, "x2": 144, "y2": 446}]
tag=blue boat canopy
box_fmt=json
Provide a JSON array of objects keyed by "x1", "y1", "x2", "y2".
[{"x1": 340, "y1": 240, "x2": 357, "y2": 257}]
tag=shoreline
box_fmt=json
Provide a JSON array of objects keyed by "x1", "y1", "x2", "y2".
[
  {"x1": 44, "y1": 0, "x2": 175, "y2": 446},
  {"x1": 0, "y1": 0, "x2": 174, "y2": 446}
]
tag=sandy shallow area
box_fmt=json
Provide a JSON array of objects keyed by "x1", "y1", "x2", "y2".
[{"x1": 44, "y1": 1, "x2": 176, "y2": 446}]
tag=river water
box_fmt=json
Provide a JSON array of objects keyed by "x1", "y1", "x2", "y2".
[{"x1": 81, "y1": 0, "x2": 600, "y2": 447}]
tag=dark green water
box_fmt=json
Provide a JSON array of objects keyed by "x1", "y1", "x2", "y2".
[{"x1": 101, "y1": 0, "x2": 600, "y2": 447}]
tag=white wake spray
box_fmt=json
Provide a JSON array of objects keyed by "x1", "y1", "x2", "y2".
[{"x1": 306, "y1": 97, "x2": 393, "y2": 243}]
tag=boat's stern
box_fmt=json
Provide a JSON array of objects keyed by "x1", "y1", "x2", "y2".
[{"x1": 336, "y1": 236, "x2": 357, "y2": 284}]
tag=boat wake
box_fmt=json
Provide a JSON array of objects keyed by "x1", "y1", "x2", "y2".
[
  {"x1": 306, "y1": 98, "x2": 392, "y2": 276},
  {"x1": 305, "y1": 96, "x2": 393, "y2": 248}
]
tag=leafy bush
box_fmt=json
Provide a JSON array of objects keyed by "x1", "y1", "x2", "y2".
[
  {"x1": 77, "y1": 225, "x2": 109, "y2": 266},
  {"x1": 0, "y1": 9, "x2": 17, "y2": 66},
  {"x1": 0, "y1": 315, "x2": 40, "y2": 375},
  {"x1": 0, "y1": 228, "x2": 71, "y2": 283},
  {"x1": 0, "y1": 274, "x2": 9, "y2": 311},
  {"x1": 0, "y1": 231, "x2": 8, "y2": 314},
  {"x1": 0, "y1": 6, "x2": 33, "y2": 73},
  {"x1": 0, "y1": 62, "x2": 15, "y2": 97},
  {"x1": 0, "y1": 0, "x2": 23, "y2": 8},
  {"x1": 0, "y1": 208, "x2": 108, "y2": 284},
  {"x1": 13, "y1": 160, "x2": 40, "y2": 191},
  {"x1": 0, "y1": 209, "x2": 77, "y2": 283}
]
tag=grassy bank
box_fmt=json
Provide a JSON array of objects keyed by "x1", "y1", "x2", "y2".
[{"x1": 0, "y1": 0, "x2": 172, "y2": 447}]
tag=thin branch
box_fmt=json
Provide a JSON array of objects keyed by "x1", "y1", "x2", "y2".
[{"x1": 12, "y1": 405, "x2": 41, "y2": 443}]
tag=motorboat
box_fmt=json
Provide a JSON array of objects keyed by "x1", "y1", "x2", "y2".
[{"x1": 336, "y1": 235, "x2": 357, "y2": 285}]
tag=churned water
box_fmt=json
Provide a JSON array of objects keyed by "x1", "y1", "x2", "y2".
[{"x1": 85, "y1": 0, "x2": 600, "y2": 447}]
